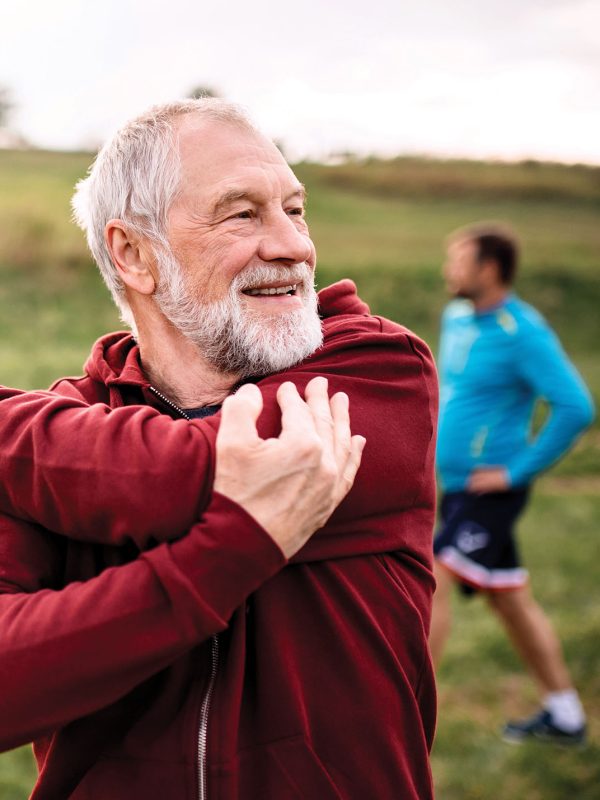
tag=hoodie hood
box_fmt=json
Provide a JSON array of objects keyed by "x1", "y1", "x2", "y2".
[{"x1": 83, "y1": 332, "x2": 143, "y2": 387}]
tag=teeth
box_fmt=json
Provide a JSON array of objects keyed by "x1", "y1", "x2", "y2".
[{"x1": 246, "y1": 284, "x2": 297, "y2": 296}]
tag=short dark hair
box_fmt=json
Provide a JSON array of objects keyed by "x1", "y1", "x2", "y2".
[{"x1": 449, "y1": 222, "x2": 519, "y2": 285}]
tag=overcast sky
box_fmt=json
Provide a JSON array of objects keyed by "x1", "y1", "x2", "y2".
[{"x1": 1, "y1": 0, "x2": 599, "y2": 163}]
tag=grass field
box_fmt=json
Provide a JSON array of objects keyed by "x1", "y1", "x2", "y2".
[{"x1": 0, "y1": 149, "x2": 598, "y2": 799}]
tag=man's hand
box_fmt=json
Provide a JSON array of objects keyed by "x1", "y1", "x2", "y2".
[
  {"x1": 214, "y1": 377, "x2": 366, "y2": 559},
  {"x1": 468, "y1": 466, "x2": 511, "y2": 494}
]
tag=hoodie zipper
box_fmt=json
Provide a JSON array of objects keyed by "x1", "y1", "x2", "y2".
[
  {"x1": 198, "y1": 634, "x2": 219, "y2": 800},
  {"x1": 147, "y1": 385, "x2": 192, "y2": 420},
  {"x1": 148, "y1": 384, "x2": 218, "y2": 800}
]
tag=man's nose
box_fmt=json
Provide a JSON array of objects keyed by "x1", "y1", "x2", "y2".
[{"x1": 258, "y1": 209, "x2": 313, "y2": 264}]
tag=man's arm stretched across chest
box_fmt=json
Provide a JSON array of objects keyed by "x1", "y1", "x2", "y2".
[
  {"x1": 0, "y1": 379, "x2": 363, "y2": 751},
  {"x1": 0, "y1": 313, "x2": 438, "y2": 560}
]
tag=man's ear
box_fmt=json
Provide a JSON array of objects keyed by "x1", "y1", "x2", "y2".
[
  {"x1": 480, "y1": 257, "x2": 501, "y2": 287},
  {"x1": 105, "y1": 220, "x2": 158, "y2": 296}
]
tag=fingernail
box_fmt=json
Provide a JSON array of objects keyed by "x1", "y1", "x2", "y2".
[{"x1": 235, "y1": 383, "x2": 260, "y2": 397}]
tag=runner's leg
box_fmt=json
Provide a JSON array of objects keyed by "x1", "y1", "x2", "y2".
[
  {"x1": 429, "y1": 561, "x2": 455, "y2": 666},
  {"x1": 486, "y1": 584, "x2": 572, "y2": 693}
]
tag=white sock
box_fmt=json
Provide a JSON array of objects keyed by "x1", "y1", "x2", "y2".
[{"x1": 543, "y1": 689, "x2": 586, "y2": 732}]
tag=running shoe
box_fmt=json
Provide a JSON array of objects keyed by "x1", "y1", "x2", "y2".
[{"x1": 502, "y1": 709, "x2": 586, "y2": 746}]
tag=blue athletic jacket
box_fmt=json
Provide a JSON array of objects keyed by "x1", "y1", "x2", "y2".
[{"x1": 436, "y1": 294, "x2": 594, "y2": 491}]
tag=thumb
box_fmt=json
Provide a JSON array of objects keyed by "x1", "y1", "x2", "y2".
[{"x1": 218, "y1": 383, "x2": 263, "y2": 447}]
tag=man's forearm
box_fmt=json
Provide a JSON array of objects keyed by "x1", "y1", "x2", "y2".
[
  {"x1": 0, "y1": 386, "x2": 214, "y2": 547},
  {"x1": 0, "y1": 494, "x2": 285, "y2": 752},
  {"x1": 507, "y1": 400, "x2": 595, "y2": 486}
]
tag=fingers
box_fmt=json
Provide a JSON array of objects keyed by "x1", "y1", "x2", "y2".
[
  {"x1": 279, "y1": 378, "x2": 363, "y2": 485},
  {"x1": 217, "y1": 383, "x2": 263, "y2": 448},
  {"x1": 277, "y1": 381, "x2": 318, "y2": 443},
  {"x1": 329, "y1": 390, "x2": 351, "y2": 469},
  {"x1": 304, "y1": 377, "x2": 335, "y2": 453},
  {"x1": 304, "y1": 378, "x2": 366, "y2": 505},
  {"x1": 343, "y1": 435, "x2": 366, "y2": 493}
]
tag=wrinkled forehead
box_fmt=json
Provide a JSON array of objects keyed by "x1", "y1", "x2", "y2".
[{"x1": 174, "y1": 114, "x2": 299, "y2": 202}]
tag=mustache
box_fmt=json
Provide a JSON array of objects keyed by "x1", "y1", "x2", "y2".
[{"x1": 232, "y1": 263, "x2": 314, "y2": 292}]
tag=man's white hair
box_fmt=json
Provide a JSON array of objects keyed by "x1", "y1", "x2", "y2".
[{"x1": 71, "y1": 98, "x2": 256, "y2": 329}]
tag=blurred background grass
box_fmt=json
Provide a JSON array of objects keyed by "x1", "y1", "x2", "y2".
[{"x1": 0, "y1": 149, "x2": 598, "y2": 798}]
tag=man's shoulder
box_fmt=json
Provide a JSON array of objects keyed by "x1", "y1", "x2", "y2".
[
  {"x1": 319, "y1": 282, "x2": 433, "y2": 363},
  {"x1": 441, "y1": 300, "x2": 473, "y2": 327},
  {"x1": 318, "y1": 279, "x2": 370, "y2": 318},
  {"x1": 504, "y1": 296, "x2": 552, "y2": 339},
  {"x1": 496, "y1": 295, "x2": 556, "y2": 353},
  {"x1": 471, "y1": 296, "x2": 548, "y2": 343}
]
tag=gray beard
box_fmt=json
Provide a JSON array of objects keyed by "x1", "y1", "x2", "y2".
[{"x1": 154, "y1": 255, "x2": 323, "y2": 378}]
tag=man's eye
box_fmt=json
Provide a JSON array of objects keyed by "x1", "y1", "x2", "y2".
[
  {"x1": 232, "y1": 210, "x2": 253, "y2": 220},
  {"x1": 288, "y1": 207, "x2": 305, "y2": 217}
]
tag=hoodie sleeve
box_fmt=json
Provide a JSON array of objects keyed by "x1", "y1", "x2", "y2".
[
  {"x1": 0, "y1": 313, "x2": 438, "y2": 562},
  {"x1": 0, "y1": 492, "x2": 285, "y2": 752},
  {"x1": 0, "y1": 387, "x2": 217, "y2": 548}
]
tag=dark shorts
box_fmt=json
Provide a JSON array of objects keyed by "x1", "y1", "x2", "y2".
[{"x1": 434, "y1": 489, "x2": 530, "y2": 595}]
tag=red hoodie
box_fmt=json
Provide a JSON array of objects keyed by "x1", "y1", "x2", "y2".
[{"x1": 0, "y1": 281, "x2": 438, "y2": 799}]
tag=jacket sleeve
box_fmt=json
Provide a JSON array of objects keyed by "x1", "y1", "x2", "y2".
[
  {"x1": 0, "y1": 318, "x2": 438, "y2": 557},
  {"x1": 0, "y1": 387, "x2": 217, "y2": 548},
  {"x1": 0, "y1": 493, "x2": 285, "y2": 752},
  {"x1": 506, "y1": 325, "x2": 595, "y2": 486}
]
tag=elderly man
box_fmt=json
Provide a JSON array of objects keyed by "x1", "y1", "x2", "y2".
[{"x1": 0, "y1": 100, "x2": 438, "y2": 799}]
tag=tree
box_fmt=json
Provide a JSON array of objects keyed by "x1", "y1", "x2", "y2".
[
  {"x1": 188, "y1": 85, "x2": 220, "y2": 100},
  {"x1": 0, "y1": 87, "x2": 12, "y2": 128}
]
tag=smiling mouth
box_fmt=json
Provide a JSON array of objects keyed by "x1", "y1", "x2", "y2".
[{"x1": 243, "y1": 283, "x2": 299, "y2": 297}]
